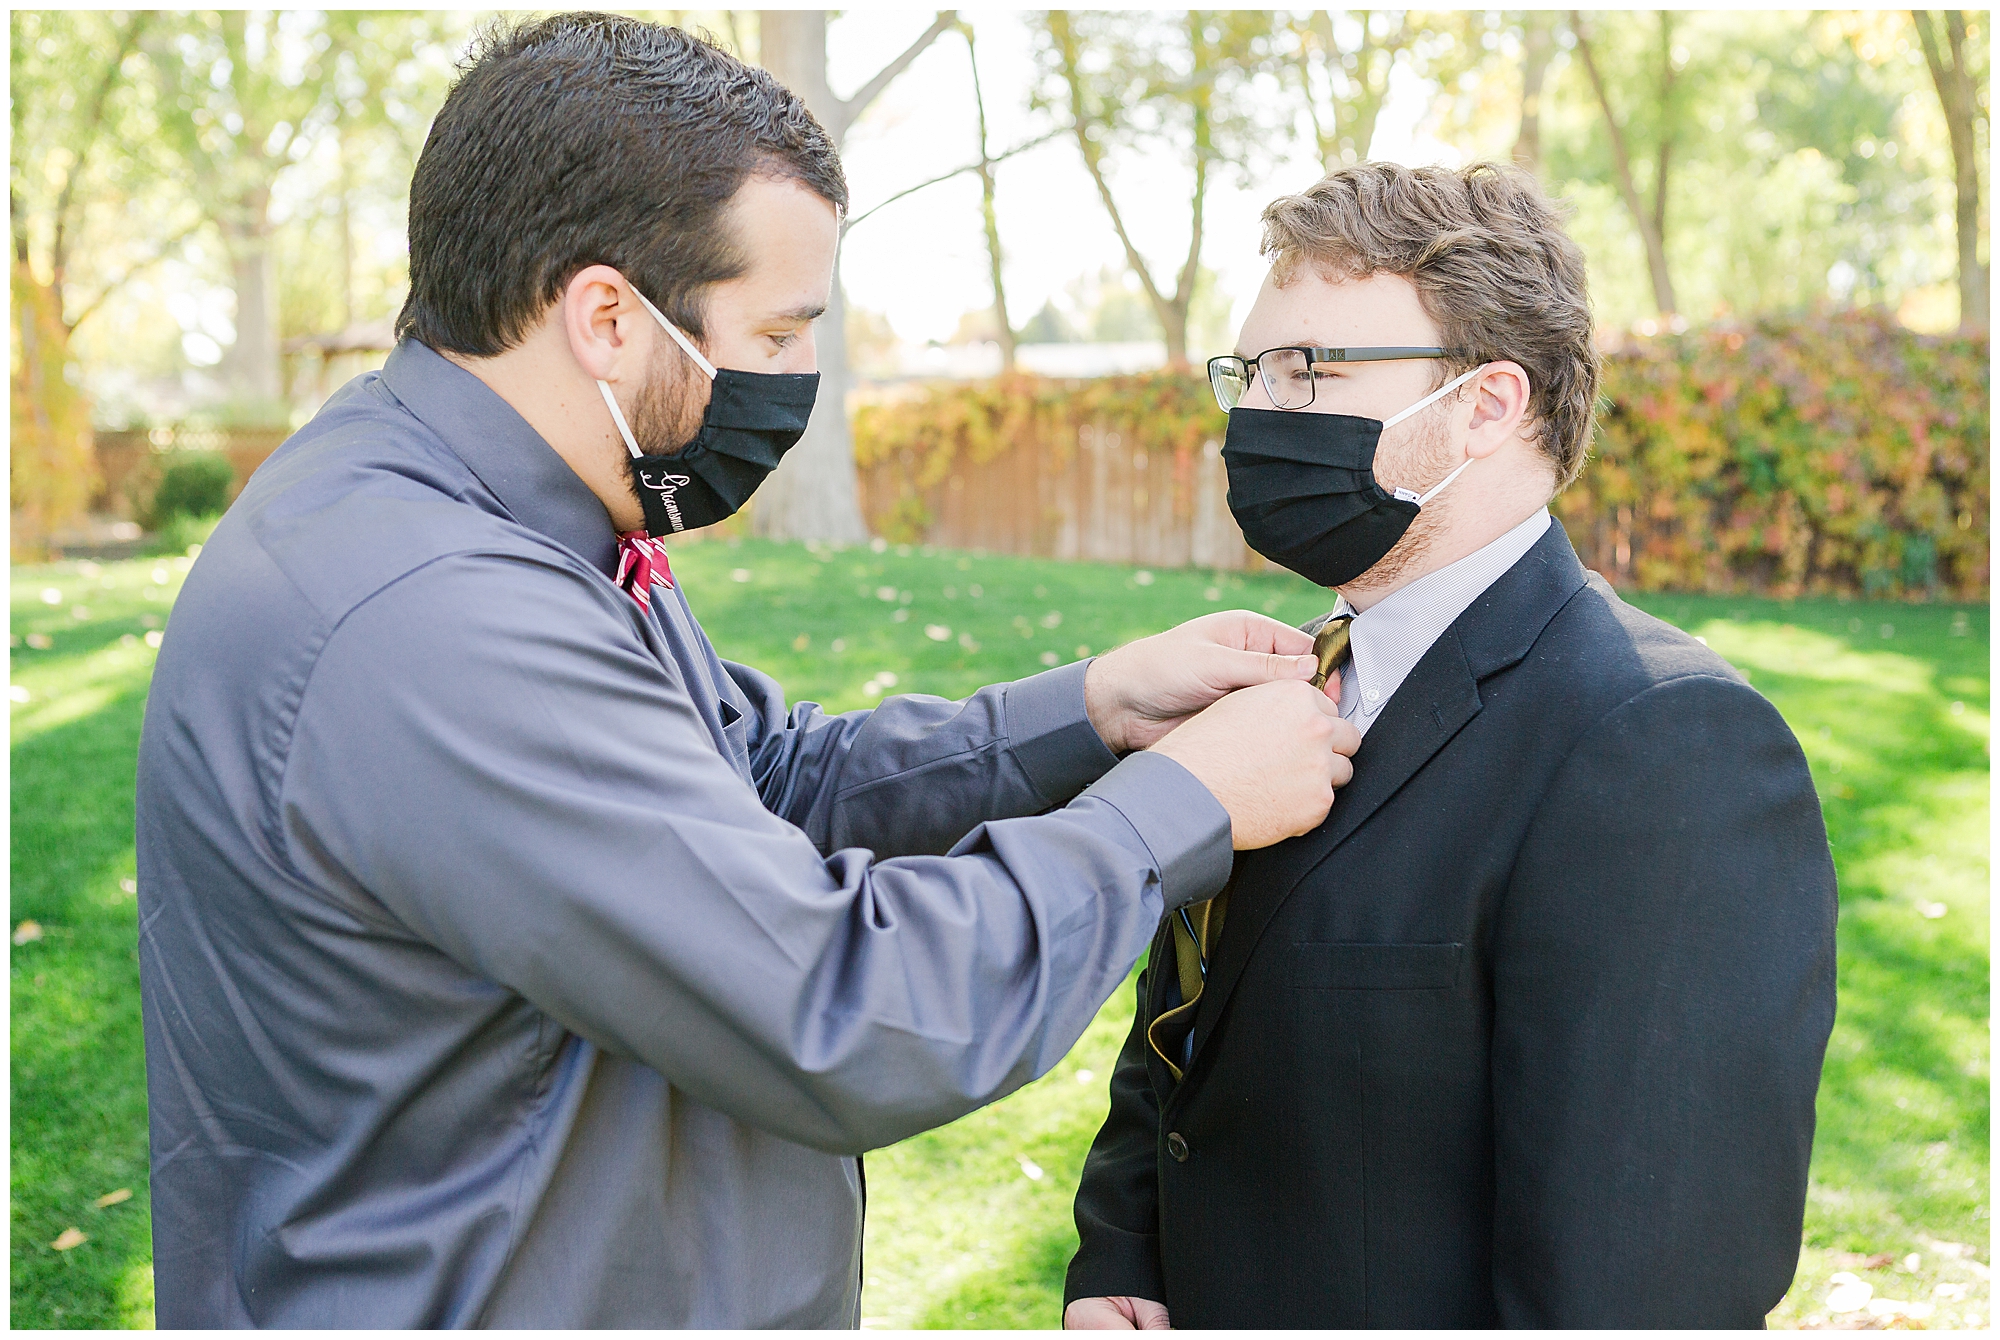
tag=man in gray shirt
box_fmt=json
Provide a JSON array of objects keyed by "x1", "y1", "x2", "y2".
[{"x1": 135, "y1": 15, "x2": 1358, "y2": 1326}]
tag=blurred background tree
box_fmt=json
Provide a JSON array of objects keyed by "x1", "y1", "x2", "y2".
[
  {"x1": 1912, "y1": 10, "x2": 1990, "y2": 331},
  {"x1": 10, "y1": 11, "x2": 165, "y2": 556},
  {"x1": 750, "y1": 9, "x2": 956, "y2": 543},
  {"x1": 6, "y1": 8, "x2": 1987, "y2": 546},
  {"x1": 1036, "y1": 10, "x2": 1290, "y2": 369}
]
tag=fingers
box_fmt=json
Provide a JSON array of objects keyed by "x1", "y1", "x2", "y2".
[
  {"x1": 1063, "y1": 1298, "x2": 1141, "y2": 1330},
  {"x1": 1130, "y1": 1298, "x2": 1172, "y2": 1329},
  {"x1": 1180, "y1": 608, "x2": 1315, "y2": 657},
  {"x1": 1200, "y1": 645, "x2": 1320, "y2": 693},
  {"x1": 1328, "y1": 716, "x2": 1362, "y2": 757}
]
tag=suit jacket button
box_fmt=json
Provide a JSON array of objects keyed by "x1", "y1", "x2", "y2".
[{"x1": 1166, "y1": 1131, "x2": 1189, "y2": 1162}]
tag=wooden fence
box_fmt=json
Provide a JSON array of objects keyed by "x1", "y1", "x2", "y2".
[
  {"x1": 92, "y1": 426, "x2": 290, "y2": 521},
  {"x1": 856, "y1": 420, "x2": 1268, "y2": 571}
]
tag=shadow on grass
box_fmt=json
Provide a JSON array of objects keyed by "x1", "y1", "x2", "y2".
[
  {"x1": 1695, "y1": 607, "x2": 1989, "y2": 1269},
  {"x1": 11, "y1": 681, "x2": 156, "y2": 1328}
]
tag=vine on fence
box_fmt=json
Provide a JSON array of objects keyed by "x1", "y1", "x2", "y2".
[
  {"x1": 853, "y1": 310, "x2": 1988, "y2": 600},
  {"x1": 1572, "y1": 310, "x2": 1987, "y2": 599}
]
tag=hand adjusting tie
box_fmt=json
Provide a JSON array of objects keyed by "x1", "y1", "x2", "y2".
[{"x1": 1145, "y1": 609, "x2": 1355, "y2": 1082}]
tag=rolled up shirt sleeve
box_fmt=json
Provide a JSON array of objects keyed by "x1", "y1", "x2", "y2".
[{"x1": 281, "y1": 550, "x2": 1231, "y2": 1156}]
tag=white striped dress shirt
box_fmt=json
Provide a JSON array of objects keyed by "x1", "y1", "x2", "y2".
[{"x1": 1332, "y1": 508, "x2": 1553, "y2": 736}]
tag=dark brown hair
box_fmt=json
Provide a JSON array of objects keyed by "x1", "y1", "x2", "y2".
[
  {"x1": 1261, "y1": 162, "x2": 1600, "y2": 486},
  {"x1": 397, "y1": 13, "x2": 846, "y2": 355}
]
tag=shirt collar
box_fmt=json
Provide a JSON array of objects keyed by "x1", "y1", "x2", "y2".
[
  {"x1": 1335, "y1": 507, "x2": 1554, "y2": 724},
  {"x1": 377, "y1": 338, "x2": 622, "y2": 577}
]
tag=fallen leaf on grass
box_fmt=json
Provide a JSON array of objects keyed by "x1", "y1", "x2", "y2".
[
  {"x1": 13, "y1": 920, "x2": 44, "y2": 945},
  {"x1": 1827, "y1": 1273, "x2": 1875, "y2": 1313},
  {"x1": 1015, "y1": 1154, "x2": 1044, "y2": 1181},
  {"x1": 95, "y1": 1188, "x2": 132, "y2": 1209},
  {"x1": 1832, "y1": 1252, "x2": 1897, "y2": 1270},
  {"x1": 50, "y1": 1227, "x2": 87, "y2": 1251}
]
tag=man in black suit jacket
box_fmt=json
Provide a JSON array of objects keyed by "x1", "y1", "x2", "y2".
[{"x1": 1064, "y1": 163, "x2": 1837, "y2": 1329}]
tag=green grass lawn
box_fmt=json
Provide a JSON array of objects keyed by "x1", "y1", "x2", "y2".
[{"x1": 10, "y1": 536, "x2": 1988, "y2": 1328}]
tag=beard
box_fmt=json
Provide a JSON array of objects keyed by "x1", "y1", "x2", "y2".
[
  {"x1": 619, "y1": 341, "x2": 710, "y2": 502},
  {"x1": 1348, "y1": 406, "x2": 1461, "y2": 590}
]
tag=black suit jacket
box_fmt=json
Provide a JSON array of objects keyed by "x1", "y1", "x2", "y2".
[{"x1": 1065, "y1": 522, "x2": 1837, "y2": 1328}]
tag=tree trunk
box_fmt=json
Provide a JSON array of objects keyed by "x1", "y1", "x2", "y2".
[
  {"x1": 1513, "y1": 12, "x2": 1556, "y2": 174},
  {"x1": 338, "y1": 127, "x2": 356, "y2": 328},
  {"x1": 749, "y1": 254, "x2": 870, "y2": 542},
  {"x1": 11, "y1": 261, "x2": 100, "y2": 558},
  {"x1": 1914, "y1": 10, "x2": 1989, "y2": 333},
  {"x1": 751, "y1": 10, "x2": 953, "y2": 542},
  {"x1": 221, "y1": 207, "x2": 285, "y2": 407},
  {"x1": 1571, "y1": 15, "x2": 1678, "y2": 315},
  {"x1": 758, "y1": 11, "x2": 842, "y2": 136},
  {"x1": 1651, "y1": 14, "x2": 1676, "y2": 252},
  {"x1": 964, "y1": 20, "x2": 1015, "y2": 371},
  {"x1": 749, "y1": 11, "x2": 868, "y2": 542},
  {"x1": 1347, "y1": 13, "x2": 1400, "y2": 161}
]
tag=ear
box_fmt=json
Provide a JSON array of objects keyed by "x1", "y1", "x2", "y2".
[
  {"x1": 562, "y1": 264, "x2": 644, "y2": 382},
  {"x1": 1462, "y1": 360, "x2": 1531, "y2": 460}
]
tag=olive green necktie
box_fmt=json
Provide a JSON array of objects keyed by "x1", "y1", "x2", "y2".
[{"x1": 1147, "y1": 612, "x2": 1354, "y2": 1080}]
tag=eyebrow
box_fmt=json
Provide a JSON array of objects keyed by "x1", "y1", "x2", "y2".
[{"x1": 772, "y1": 303, "x2": 828, "y2": 324}]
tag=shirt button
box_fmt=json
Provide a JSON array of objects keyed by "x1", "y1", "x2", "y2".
[
  {"x1": 1364, "y1": 687, "x2": 1381, "y2": 703},
  {"x1": 1166, "y1": 1131, "x2": 1190, "y2": 1162}
]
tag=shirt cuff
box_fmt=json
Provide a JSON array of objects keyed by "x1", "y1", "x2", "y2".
[
  {"x1": 1003, "y1": 658, "x2": 1121, "y2": 806},
  {"x1": 1072, "y1": 751, "x2": 1233, "y2": 912}
]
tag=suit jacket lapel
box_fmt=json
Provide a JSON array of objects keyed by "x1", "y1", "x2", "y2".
[{"x1": 1181, "y1": 522, "x2": 1592, "y2": 1070}]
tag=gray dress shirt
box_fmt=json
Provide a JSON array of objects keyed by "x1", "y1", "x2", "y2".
[{"x1": 134, "y1": 339, "x2": 1232, "y2": 1328}]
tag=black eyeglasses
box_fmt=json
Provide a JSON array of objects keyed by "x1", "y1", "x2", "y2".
[{"x1": 1207, "y1": 346, "x2": 1452, "y2": 412}]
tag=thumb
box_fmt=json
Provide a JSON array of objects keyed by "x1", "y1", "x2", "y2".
[{"x1": 1207, "y1": 646, "x2": 1319, "y2": 690}]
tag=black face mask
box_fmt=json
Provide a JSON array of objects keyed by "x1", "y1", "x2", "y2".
[
  {"x1": 1221, "y1": 367, "x2": 1480, "y2": 586},
  {"x1": 597, "y1": 284, "x2": 820, "y2": 535},
  {"x1": 625, "y1": 368, "x2": 818, "y2": 535}
]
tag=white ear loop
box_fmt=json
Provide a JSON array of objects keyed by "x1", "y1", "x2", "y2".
[
  {"x1": 629, "y1": 288, "x2": 718, "y2": 379},
  {"x1": 1384, "y1": 364, "x2": 1486, "y2": 506},
  {"x1": 597, "y1": 380, "x2": 644, "y2": 460},
  {"x1": 1381, "y1": 363, "x2": 1483, "y2": 430},
  {"x1": 595, "y1": 284, "x2": 720, "y2": 460}
]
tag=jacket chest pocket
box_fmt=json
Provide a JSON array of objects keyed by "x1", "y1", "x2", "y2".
[{"x1": 1289, "y1": 941, "x2": 1463, "y2": 990}]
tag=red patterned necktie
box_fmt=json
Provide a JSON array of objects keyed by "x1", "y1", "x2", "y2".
[{"x1": 615, "y1": 531, "x2": 674, "y2": 610}]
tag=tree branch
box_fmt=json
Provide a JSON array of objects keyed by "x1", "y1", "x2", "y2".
[
  {"x1": 842, "y1": 129, "x2": 1062, "y2": 234},
  {"x1": 839, "y1": 11, "x2": 957, "y2": 132},
  {"x1": 1571, "y1": 13, "x2": 1677, "y2": 314},
  {"x1": 52, "y1": 14, "x2": 147, "y2": 294},
  {"x1": 1049, "y1": 12, "x2": 1174, "y2": 330},
  {"x1": 64, "y1": 217, "x2": 209, "y2": 335}
]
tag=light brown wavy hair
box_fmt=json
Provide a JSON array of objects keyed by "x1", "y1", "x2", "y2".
[{"x1": 1260, "y1": 162, "x2": 1600, "y2": 488}]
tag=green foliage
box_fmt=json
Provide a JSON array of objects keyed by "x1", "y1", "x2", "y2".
[
  {"x1": 146, "y1": 513, "x2": 224, "y2": 559},
  {"x1": 1428, "y1": 11, "x2": 1978, "y2": 329},
  {"x1": 7, "y1": 544, "x2": 1988, "y2": 1328},
  {"x1": 141, "y1": 453, "x2": 233, "y2": 531},
  {"x1": 1572, "y1": 310, "x2": 1988, "y2": 599}
]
